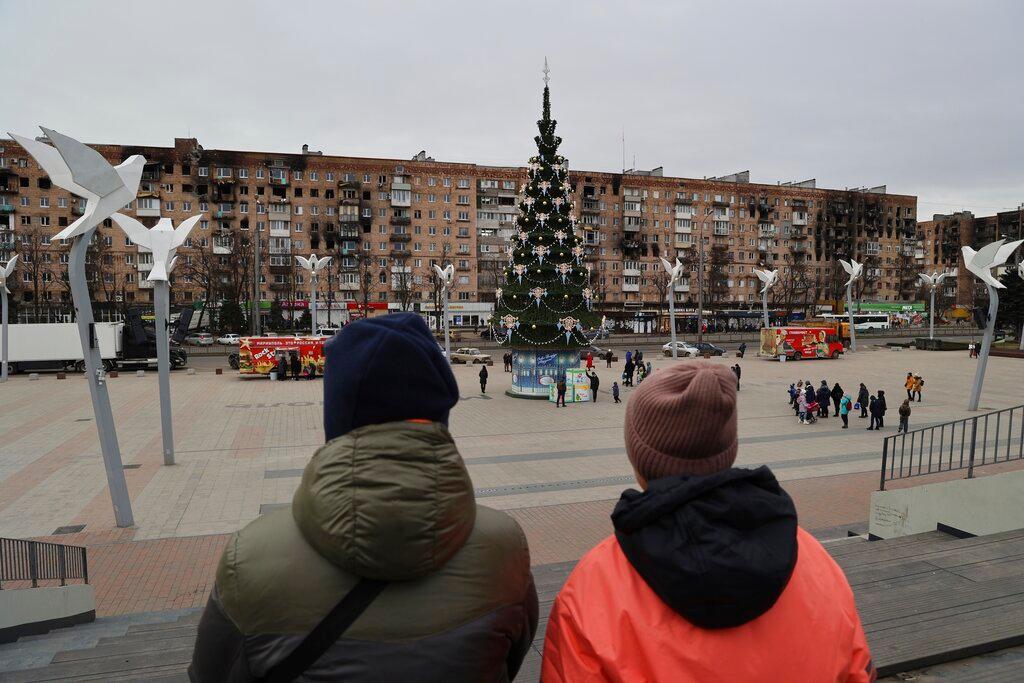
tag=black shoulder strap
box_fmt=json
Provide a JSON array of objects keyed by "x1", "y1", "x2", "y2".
[{"x1": 258, "y1": 578, "x2": 388, "y2": 683}]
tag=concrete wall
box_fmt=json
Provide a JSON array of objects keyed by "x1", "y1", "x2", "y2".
[
  {"x1": 0, "y1": 584, "x2": 95, "y2": 643},
  {"x1": 870, "y1": 469, "x2": 1024, "y2": 539}
]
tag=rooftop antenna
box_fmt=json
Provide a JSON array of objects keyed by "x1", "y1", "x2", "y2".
[{"x1": 543, "y1": 57, "x2": 550, "y2": 86}]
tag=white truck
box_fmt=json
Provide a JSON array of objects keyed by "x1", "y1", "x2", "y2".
[{"x1": 5, "y1": 322, "x2": 122, "y2": 373}]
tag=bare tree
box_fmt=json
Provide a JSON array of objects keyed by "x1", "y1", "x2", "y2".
[
  {"x1": 706, "y1": 244, "x2": 731, "y2": 306},
  {"x1": 390, "y1": 251, "x2": 419, "y2": 312}
]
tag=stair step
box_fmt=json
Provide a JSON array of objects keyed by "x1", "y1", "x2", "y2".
[
  {"x1": 111, "y1": 625, "x2": 197, "y2": 643},
  {"x1": 51, "y1": 635, "x2": 196, "y2": 663},
  {"x1": 0, "y1": 647, "x2": 193, "y2": 682}
]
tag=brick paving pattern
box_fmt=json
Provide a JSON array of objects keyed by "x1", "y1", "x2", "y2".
[{"x1": 1, "y1": 345, "x2": 1021, "y2": 615}]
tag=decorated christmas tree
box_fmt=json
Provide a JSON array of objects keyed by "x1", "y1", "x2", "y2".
[{"x1": 494, "y1": 63, "x2": 601, "y2": 397}]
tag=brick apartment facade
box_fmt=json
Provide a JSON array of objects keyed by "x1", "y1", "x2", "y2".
[
  {"x1": 0, "y1": 135, "x2": 923, "y2": 329},
  {"x1": 917, "y1": 208, "x2": 1023, "y2": 307}
]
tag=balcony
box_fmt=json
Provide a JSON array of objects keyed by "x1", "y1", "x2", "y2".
[
  {"x1": 622, "y1": 281, "x2": 640, "y2": 293},
  {"x1": 757, "y1": 240, "x2": 772, "y2": 251},
  {"x1": 270, "y1": 281, "x2": 291, "y2": 291},
  {"x1": 391, "y1": 215, "x2": 411, "y2": 226},
  {"x1": 269, "y1": 174, "x2": 289, "y2": 186},
  {"x1": 791, "y1": 228, "x2": 807, "y2": 239},
  {"x1": 866, "y1": 243, "x2": 881, "y2": 256},
  {"x1": 338, "y1": 179, "x2": 361, "y2": 190},
  {"x1": 0, "y1": 203, "x2": 14, "y2": 213},
  {"x1": 268, "y1": 204, "x2": 291, "y2": 220},
  {"x1": 623, "y1": 221, "x2": 641, "y2": 233},
  {"x1": 675, "y1": 207, "x2": 694, "y2": 219},
  {"x1": 215, "y1": 209, "x2": 233, "y2": 219},
  {"x1": 213, "y1": 238, "x2": 234, "y2": 255},
  {"x1": 339, "y1": 281, "x2": 359, "y2": 291},
  {"x1": 390, "y1": 232, "x2": 412, "y2": 242},
  {"x1": 214, "y1": 174, "x2": 236, "y2": 185},
  {"x1": 758, "y1": 225, "x2": 776, "y2": 238},
  {"x1": 339, "y1": 225, "x2": 360, "y2": 238},
  {"x1": 138, "y1": 275, "x2": 154, "y2": 290},
  {"x1": 673, "y1": 282, "x2": 691, "y2": 293},
  {"x1": 390, "y1": 182, "x2": 412, "y2": 208},
  {"x1": 390, "y1": 247, "x2": 412, "y2": 257},
  {"x1": 792, "y1": 211, "x2": 808, "y2": 226},
  {"x1": 137, "y1": 203, "x2": 160, "y2": 218},
  {"x1": 790, "y1": 242, "x2": 808, "y2": 253},
  {"x1": 582, "y1": 200, "x2": 600, "y2": 213},
  {"x1": 623, "y1": 264, "x2": 641, "y2": 277}
]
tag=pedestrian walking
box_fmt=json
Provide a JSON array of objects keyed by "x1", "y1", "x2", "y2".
[
  {"x1": 625, "y1": 350, "x2": 632, "y2": 366},
  {"x1": 816, "y1": 381, "x2": 831, "y2": 418},
  {"x1": 867, "y1": 396, "x2": 880, "y2": 430},
  {"x1": 612, "y1": 381, "x2": 621, "y2": 403},
  {"x1": 589, "y1": 371, "x2": 600, "y2": 403},
  {"x1": 479, "y1": 365, "x2": 488, "y2": 394},
  {"x1": 732, "y1": 364, "x2": 741, "y2": 391},
  {"x1": 624, "y1": 359, "x2": 635, "y2": 387},
  {"x1": 605, "y1": 350, "x2": 613, "y2": 368},
  {"x1": 898, "y1": 399, "x2": 911, "y2": 433},
  {"x1": 857, "y1": 383, "x2": 869, "y2": 418},
  {"x1": 738, "y1": 342, "x2": 747, "y2": 358},
  {"x1": 839, "y1": 394, "x2": 852, "y2": 429},
  {"x1": 788, "y1": 383, "x2": 798, "y2": 408},
  {"x1": 804, "y1": 381, "x2": 815, "y2": 409},
  {"x1": 830, "y1": 382, "x2": 843, "y2": 417},
  {"x1": 797, "y1": 391, "x2": 808, "y2": 424},
  {"x1": 877, "y1": 390, "x2": 888, "y2": 429},
  {"x1": 904, "y1": 373, "x2": 914, "y2": 401},
  {"x1": 912, "y1": 375, "x2": 924, "y2": 402},
  {"x1": 556, "y1": 377, "x2": 567, "y2": 407}
]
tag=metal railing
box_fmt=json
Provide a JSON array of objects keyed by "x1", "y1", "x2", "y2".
[
  {"x1": 0, "y1": 538, "x2": 88, "y2": 589},
  {"x1": 880, "y1": 404, "x2": 1024, "y2": 490}
]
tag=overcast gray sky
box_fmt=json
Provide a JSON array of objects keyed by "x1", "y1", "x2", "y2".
[{"x1": 3, "y1": 0, "x2": 1022, "y2": 218}]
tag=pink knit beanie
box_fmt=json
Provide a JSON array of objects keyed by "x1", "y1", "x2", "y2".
[{"x1": 625, "y1": 361, "x2": 738, "y2": 480}]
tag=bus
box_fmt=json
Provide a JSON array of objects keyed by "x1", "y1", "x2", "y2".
[
  {"x1": 819, "y1": 313, "x2": 891, "y2": 331},
  {"x1": 760, "y1": 325, "x2": 845, "y2": 361}
]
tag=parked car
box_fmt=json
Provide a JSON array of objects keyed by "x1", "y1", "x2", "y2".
[
  {"x1": 185, "y1": 333, "x2": 214, "y2": 346},
  {"x1": 693, "y1": 341, "x2": 726, "y2": 357},
  {"x1": 317, "y1": 327, "x2": 340, "y2": 337},
  {"x1": 580, "y1": 345, "x2": 613, "y2": 361},
  {"x1": 435, "y1": 330, "x2": 463, "y2": 343},
  {"x1": 662, "y1": 341, "x2": 701, "y2": 357},
  {"x1": 217, "y1": 334, "x2": 241, "y2": 345},
  {"x1": 449, "y1": 347, "x2": 491, "y2": 364}
]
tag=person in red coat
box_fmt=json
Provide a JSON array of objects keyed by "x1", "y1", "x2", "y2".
[
  {"x1": 585, "y1": 352, "x2": 594, "y2": 370},
  {"x1": 542, "y1": 362, "x2": 875, "y2": 683}
]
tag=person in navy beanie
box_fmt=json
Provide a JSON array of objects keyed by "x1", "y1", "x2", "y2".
[
  {"x1": 322, "y1": 312, "x2": 460, "y2": 441},
  {"x1": 190, "y1": 312, "x2": 538, "y2": 682}
]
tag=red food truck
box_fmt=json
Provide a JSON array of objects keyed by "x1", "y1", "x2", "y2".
[
  {"x1": 229, "y1": 336, "x2": 327, "y2": 376},
  {"x1": 759, "y1": 325, "x2": 845, "y2": 361}
]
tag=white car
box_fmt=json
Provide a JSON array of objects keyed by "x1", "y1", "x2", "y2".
[
  {"x1": 185, "y1": 333, "x2": 214, "y2": 346},
  {"x1": 217, "y1": 334, "x2": 241, "y2": 345},
  {"x1": 317, "y1": 327, "x2": 340, "y2": 337},
  {"x1": 662, "y1": 341, "x2": 700, "y2": 357}
]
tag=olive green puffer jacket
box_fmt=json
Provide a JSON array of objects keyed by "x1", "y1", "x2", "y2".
[{"x1": 189, "y1": 420, "x2": 538, "y2": 682}]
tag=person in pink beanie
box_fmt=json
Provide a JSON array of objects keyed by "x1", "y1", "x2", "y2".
[{"x1": 542, "y1": 362, "x2": 875, "y2": 683}]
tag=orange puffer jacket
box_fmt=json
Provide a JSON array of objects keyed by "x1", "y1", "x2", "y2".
[{"x1": 542, "y1": 467, "x2": 875, "y2": 683}]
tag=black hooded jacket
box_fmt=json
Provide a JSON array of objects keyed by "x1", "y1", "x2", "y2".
[{"x1": 611, "y1": 466, "x2": 798, "y2": 629}]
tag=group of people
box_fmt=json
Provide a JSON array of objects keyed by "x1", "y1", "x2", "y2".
[
  {"x1": 789, "y1": 379, "x2": 890, "y2": 430},
  {"x1": 190, "y1": 314, "x2": 876, "y2": 682},
  {"x1": 622, "y1": 349, "x2": 651, "y2": 387},
  {"x1": 275, "y1": 352, "x2": 317, "y2": 381}
]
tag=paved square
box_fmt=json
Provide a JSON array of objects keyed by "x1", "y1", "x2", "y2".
[{"x1": 1, "y1": 341, "x2": 1021, "y2": 614}]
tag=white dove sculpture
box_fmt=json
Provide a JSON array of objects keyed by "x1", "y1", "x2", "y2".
[
  {"x1": 111, "y1": 214, "x2": 201, "y2": 281},
  {"x1": 10, "y1": 127, "x2": 145, "y2": 241},
  {"x1": 918, "y1": 271, "x2": 952, "y2": 289},
  {"x1": 838, "y1": 258, "x2": 863, "y2": 287},
  {"x1": 0, "y1": 254, "x2": 17, "y2": 294},
  {"x1": 752, "y1": 268, "x2": 780, "y2": 294},
  {"x1": 433, "y1": 263, "x2": 455, "y2": 289},
  {"x1": 296, "y1": 253, "x2": 332, "y2": 280},
  {"x1": 660, "y1": 257, "x2": 686, "y2": 285},
  {"x1": 961, "y1": 239, "x2": 1024, "y2": 289}
]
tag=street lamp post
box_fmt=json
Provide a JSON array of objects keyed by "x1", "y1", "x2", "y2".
[
  {"x1": 839, "y1": 259, "x2": 864, "y2": 353},
  {"x1": 296, "y1": 254, "x2": 331, "y2": 336},
  {"x1": 0, "y1": 255, "x2": 17, "y2": 382},
  {"x1": 433, "y1": 263, "x2": 455, "y2": 360},
  {"x1": 962, "y1": 239, "x2": 1023, "y2": 411},
  {"x1": 660, "y1": 257, "x2": 686, "y2": 358},
  {"x1": 918, "y1": 272, "x2": 952, "y2": 341}
]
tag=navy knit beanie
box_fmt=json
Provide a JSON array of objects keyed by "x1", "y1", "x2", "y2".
[{"x1": 322, "y1": 313, "x2": 459, "y2": 441}]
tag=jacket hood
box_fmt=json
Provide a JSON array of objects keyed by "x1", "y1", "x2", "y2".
[
  {"x1": 292, "y1": 420, "x2": 476, "y2": 581},
  {"x1": 612, "y1": 466, "x2": 798, "y2": 629}
]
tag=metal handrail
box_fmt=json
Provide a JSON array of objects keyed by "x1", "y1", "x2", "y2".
[
  {"x1": 0, "y1": 538, "x2": 88, "y2": 589},
  {"x1": 880, "y1": 404, "x2": 1024, "y2": 490}
]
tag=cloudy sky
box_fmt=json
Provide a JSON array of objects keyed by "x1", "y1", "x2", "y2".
[{"x1": 3, "y1": 1, "x2": 1022, "y2": 218}]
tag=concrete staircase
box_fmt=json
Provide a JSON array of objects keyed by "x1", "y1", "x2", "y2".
[{"x1": 0, "y1": 610, "x2": 199, "y2": 682}]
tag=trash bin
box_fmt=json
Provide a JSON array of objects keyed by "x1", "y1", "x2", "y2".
[{"x1": 269, "y1": 371, "x2": 278, "y2": 381}]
